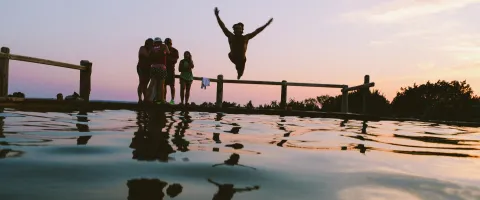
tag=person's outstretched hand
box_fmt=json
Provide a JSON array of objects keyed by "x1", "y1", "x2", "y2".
[
  {"x1": 214, "y1": 7, "x2": 220, "y2": 15},
  {"x1": 267, "y1": 18, "x2": 273, "y2": 25}
]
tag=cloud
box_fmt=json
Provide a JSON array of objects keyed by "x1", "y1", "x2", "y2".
[{"x1": 343, "y1": 0, "x2": 480, "y2": 23}]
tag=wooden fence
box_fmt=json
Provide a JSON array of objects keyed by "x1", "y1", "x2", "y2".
[
  {"x1": 0, "y1": 47, "x2": 92, "y2": 101},
  {"x1": 174, "y1": 74, "x2": 375, "y2": 113},
  {"x1": 0, "y1": 46, "x2": 375, "y2": 113}
]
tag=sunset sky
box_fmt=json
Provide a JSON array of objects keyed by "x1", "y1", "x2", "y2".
[{"x1": 1, "y1": 0, "x2": 479, "y2": 105}]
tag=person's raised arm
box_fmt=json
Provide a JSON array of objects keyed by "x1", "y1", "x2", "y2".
[
  {"x1": 246, "y1": 18, "x2": 273, "y2": 39},
  {"x1": 162, "y1": 44, "x2": 170, "y2": 54},
  {"x1": 214, "y1": 7, "x2": 233, "y2": 37}
]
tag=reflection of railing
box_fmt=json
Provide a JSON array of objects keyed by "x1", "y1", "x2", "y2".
[
  {"x1": 0, "y1": 46, "x2": 92, "y2": 101},
  {"x1": 174, "y1": 74, "x2": 375, "y2": 113}
]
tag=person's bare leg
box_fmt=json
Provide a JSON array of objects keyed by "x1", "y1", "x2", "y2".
[
  {"x1": 157, "y1": 80, "x2": 165, "y2": 103},
  {"x1": 185, "y1": 82, "x2": 192, "y2": 104},
  {"x1": 139, "y1": 77, "x2": 149, "y2": 103},
  {"x1": 137, "y1": 79, "x2": 142, "y2": 103},
  {"x1": 170, "y1": 85, "x2": 175, "y2": 102},
  {"x1": 180, "y1": 81, "x2": 185, "y2": 104},
  {"x1": 146, "y1": 79, "x2": 157, "y2": 103},
  {"x1": 163, "y1": 84, "x2": 168, "y2": 102}
]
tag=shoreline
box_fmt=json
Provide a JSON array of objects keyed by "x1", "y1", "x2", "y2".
[{"x1": 1, "y1": 98, "x2": 479, "y2": 127}]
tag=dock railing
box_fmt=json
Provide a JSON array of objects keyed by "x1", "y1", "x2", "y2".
[
  {"x1": 175, "y1": 74, "x2": 375, "y2": 114},
  {"x1": 0, "y1": 46, "x2": 375, "y2": 113},
  {"x1": 0, "y1": 47, "x2": 92, "y2": 101}
]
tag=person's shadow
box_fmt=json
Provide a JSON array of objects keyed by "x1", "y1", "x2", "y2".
[
  {"x1": 212, "y1": 153, "x2": 256, "y2": 170},
  {"x1": 127, "y1": 178, "x2": 183, "y2": 200},
  {"x1": 129, "y1": 110, "x2": 175, "y2": 162},
  {"x1": 207, "y1": 178, "x2": 260, "y2": 200}
]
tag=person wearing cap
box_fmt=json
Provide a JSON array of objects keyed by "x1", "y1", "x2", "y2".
[
  {"x1": 145, "y1": 37, "x2": 170, "y2": 104},
  {"x1": 164, "y1": 38, "x2": 179, "y2": 105},
  {"x1": 213, "y1": 7, "x2": 273, "y2": 80}
]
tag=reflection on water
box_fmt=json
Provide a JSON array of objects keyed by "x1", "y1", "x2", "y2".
[{"x1": 1, "y1": 108, "x2": 480, "y2": 199}]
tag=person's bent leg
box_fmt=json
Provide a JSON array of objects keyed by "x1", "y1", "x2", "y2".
[{"x1": 235, "y1": 61, "x2": 246, "y2": 80}]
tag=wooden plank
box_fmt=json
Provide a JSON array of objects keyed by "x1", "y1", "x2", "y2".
[
  {"x1": 288, "y1": 82, "x2": 347, "y2": 88},
  {"x1": 343, "y1": 82, "x2": 375, "y2": 92},
  {"x1": 0, "y1": 53, "x2": 86, "y2": 70}
]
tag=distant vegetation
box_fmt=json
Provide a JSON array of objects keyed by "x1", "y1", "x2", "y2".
[{"x1": 191, "y1": 80, "x2": 480, "y2": 122}]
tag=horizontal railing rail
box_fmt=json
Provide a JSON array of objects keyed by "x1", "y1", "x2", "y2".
[{"x1": 0, "y1": 47, "x2": 92, "y2": 101}]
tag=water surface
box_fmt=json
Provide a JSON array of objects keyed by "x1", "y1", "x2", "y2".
[{"x1": 1, "y1": 108, "x2": 480, "y2": 200}]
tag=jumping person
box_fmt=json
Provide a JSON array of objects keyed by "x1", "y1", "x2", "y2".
[
  {"x1": 214, "y1": 7, "x2": 273, "y2": 80},
  {"x1": 164, "y1": 38, "x2": 179, "y2": 105},
  {"x1": 137, "y1": 38, "x2": 153, "y2": 104},
  {"x1": 179, "y1": 51, "x2": 194, "y2": 106}
]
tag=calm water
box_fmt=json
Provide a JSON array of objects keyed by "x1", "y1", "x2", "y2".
[{"x1": 1, "y1": 108, "x2": 480, "y2": 200}]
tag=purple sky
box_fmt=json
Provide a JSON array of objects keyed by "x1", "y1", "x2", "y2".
[{"x1": 1, "y1": 0, "x2": 480, "y2": 105}]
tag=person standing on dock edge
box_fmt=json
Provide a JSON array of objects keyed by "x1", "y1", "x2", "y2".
[
  {"x1": 137, "y1": 38, "x2": 153, "y2": 104},
  {"x1": 146, "y1": 37, "x2": 170, "y2": 104},
  {"x1": 164, "y1": 38, "x2": 179, "y2": 105},
  {"x1": 179, "y1": 51, "x2": 194, "y2": 106},
  {"x1": 214, "y1": 7, "x2": 273, "y2": 80}
]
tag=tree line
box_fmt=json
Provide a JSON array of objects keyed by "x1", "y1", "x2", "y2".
[{"x1": 189, "y1": 80, "x2": 480, "y2": 122}]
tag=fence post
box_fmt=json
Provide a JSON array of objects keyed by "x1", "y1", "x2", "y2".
[
  {"x1": 280, "y1": 80, "x2": 287, "y2": 109},
  {"x1": 341, "y1": 86, "x2": 349, "y2": 113},
  {"x1": 216, "y1": 74, "x2": 223, "y2": 109},
  {"x1": 80, "y1": 60, "x2": 92, "y2": 102},
  {"x1": 363, "y1": 75, "x2": 370, "y2": 114},
  {"x1": 0, "y1": 47, "x2": 10, "y2": 98}
]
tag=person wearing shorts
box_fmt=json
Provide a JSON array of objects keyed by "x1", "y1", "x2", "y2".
[
  {"x1": 178, "y1": 51, "x2": 194, "y2": 105},
  {"x1": 146, "y1": 37, "x2": 170, "y2": 104},
  {"x1": 164, "y1": 38, "x2": 179, "y2": 105}
]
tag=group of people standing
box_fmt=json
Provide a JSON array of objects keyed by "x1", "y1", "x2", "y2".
[{"x1": 136, "y1": 37, "x2": 194, "y2": 105}]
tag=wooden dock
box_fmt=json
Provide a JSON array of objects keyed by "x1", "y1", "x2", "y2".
[{"x1": 0, "y1": 46, "x2": 375, "y2": 114}]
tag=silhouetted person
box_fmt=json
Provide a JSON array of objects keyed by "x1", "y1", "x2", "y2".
[
  {"x1": 164, "y1": 38, "x2": 179, "y2": 104},
  {"x1": 214, "y1": 7, "x2": 273, "y2": 80},
  {"x1": 208, "y1": 178, "x2": 260, "y2": 200},
  {"x1": 178, "y1": 51, "x2": 194, "y2": 106},
  {"x1": 212, "y1": 153, "x2": 256, "y2": 170},
  {"x1": 137, "y1": 38, "x2": 154, "y2": 104}
]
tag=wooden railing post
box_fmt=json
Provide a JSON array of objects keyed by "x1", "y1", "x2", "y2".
[
  {"x1": 363, "y1": 75, "x2": 370, "y2": 114},
  {"x1": 341, "y1": 86, "x2": 349, "y2": 113},
  {"x1": 0, "y1": 47, "x2": 10, "y2": 98},
  {"x1": 216, "y1": 74, "x2": 223, "y2": 109},
  {"x1": 80, "y1": 60, "x2": 92, "y2": 102},
  {"x1": 280, "y1": 80, "x2": 287, "y2": 109}
]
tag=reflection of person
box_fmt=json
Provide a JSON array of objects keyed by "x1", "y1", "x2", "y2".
[
  {"x1": 129, "y1": 110, "x2": 175, "y2": 162},
  {"x1": 127, "y1": 178, "x2": 183, "y2": 200},
  {"x1": 212, "y1": 153, "x2": 256, "y2": 170},
  {"x1": 208, "y1": 178, "x2": 259, "y2": 200},
  {"x1": 214, "y1": 7, "x2": 273, "y2": 80}
]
